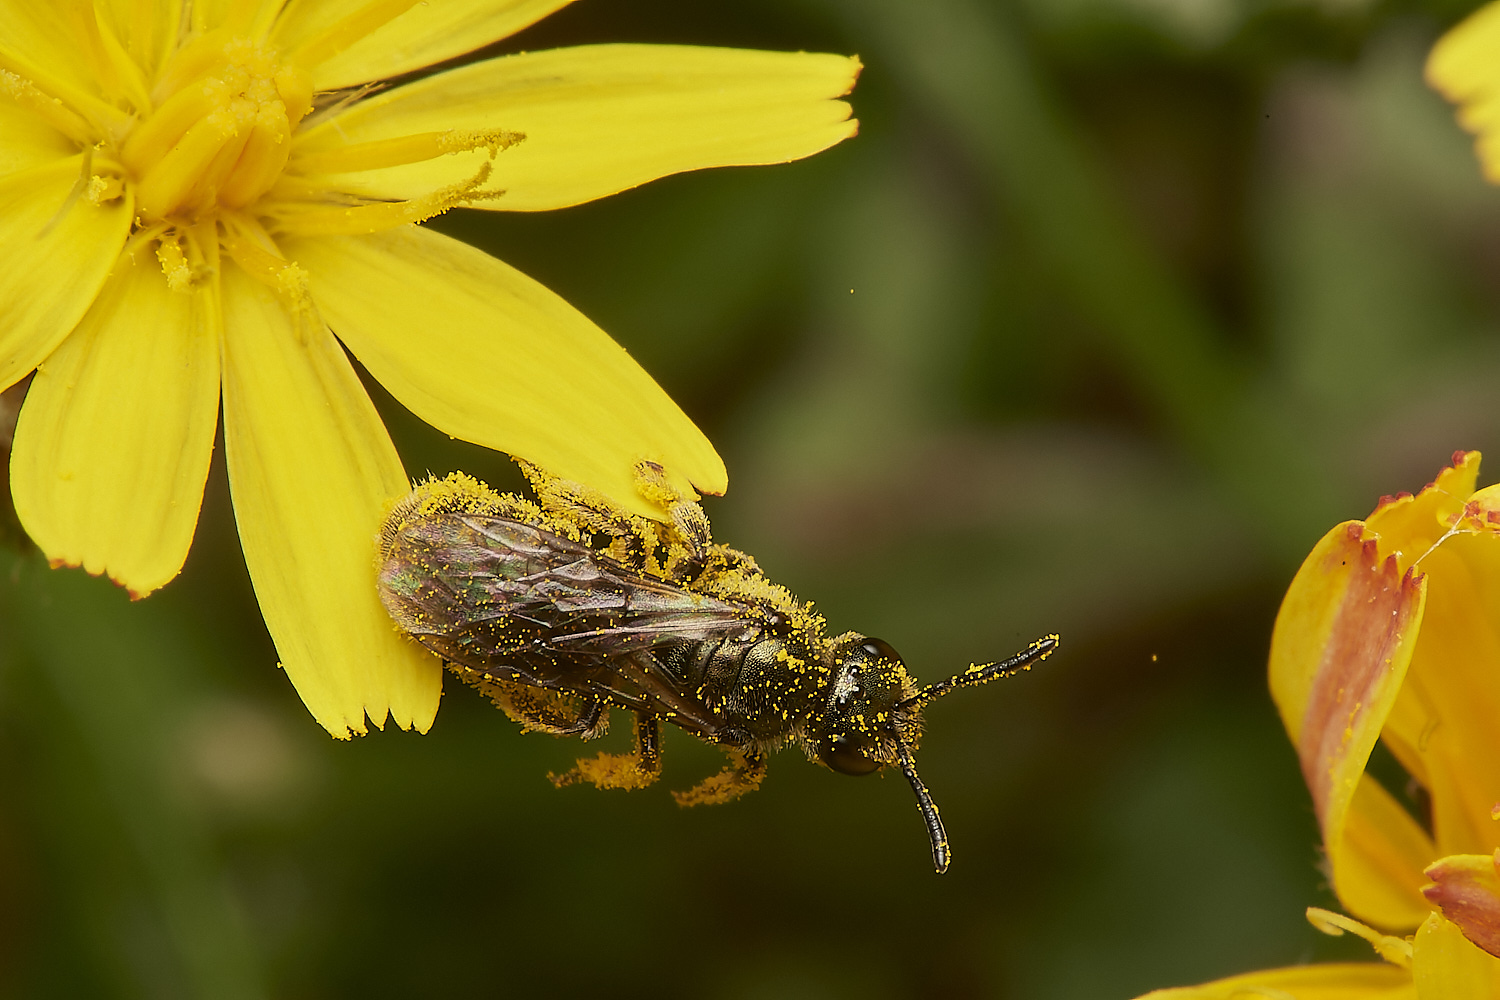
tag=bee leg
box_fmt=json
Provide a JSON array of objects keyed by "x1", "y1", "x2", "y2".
[
  {"x1": 548, "y1": 712, "x2": 663, "y2": 792},
  {"x1": 476, "y1": 676, "x2": 609, "y2": 739},
  {"x1": 671, "y1": 748, "x2": 766, "y2": 807},
  {"x1": 632, "y1": 461, "x2": 713, "y2": 580},
  {"x1": 520, "y1": 462, "x2": 661, "y2": 573}
]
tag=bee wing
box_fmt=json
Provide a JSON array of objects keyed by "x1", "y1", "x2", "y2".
[{"x1": 380, "y1": 512, "x2": 756, "y2": 662}]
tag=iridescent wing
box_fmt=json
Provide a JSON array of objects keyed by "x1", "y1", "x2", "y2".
[{"x1": 379, "y1": 510, "x2": 756, "y2": 677}]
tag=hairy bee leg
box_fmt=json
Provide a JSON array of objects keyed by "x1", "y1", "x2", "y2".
[
  {"x1": 519, "y1": 461, "x2": 659, "y2": 572},
  {"x1": 473, "y1": 675, "x2": 608, "y2": 738},
  {"x1": 671, "y1": 748, "x2": 766, "y2": 807},
  {"x1": 633, "y1": 461, "x2": 712, "y2": 578},
  {"x1": 549, "y1": 712, "x2": 663, "y2": 792}
]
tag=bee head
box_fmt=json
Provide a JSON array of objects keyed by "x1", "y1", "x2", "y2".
[
  {"x1": 815, "y1": 635, "x2": 917, "y2": 777},
  {"x1": 816, "y1": 633, "x2": 1061, "y2": 873}
]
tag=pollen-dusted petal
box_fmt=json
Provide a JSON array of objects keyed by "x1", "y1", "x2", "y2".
[
  {"x1": 1423, "y1": 854, "x2": 1500, "y2": 959},
  {"x1": 292, "y1": 44, "x2": 859, "y2": 212},
  {"x1": 1132, "y1": 964, "x2": 1414, "y2": 999},
  {"x1": 219, "y1": 265, "x2": 441, "y2": 738},
  {"x1": 0, "y1": 157, "x2": 133, "y2": 389},
  {"x1": 10, "y1": 249, "x2": 218, "y2": 597},
  {"x1": 283, "y1": 226, "x2": 725, "y2": 519},
  {"x1": 1428, "y1": 2, "x2": 1500, "y2": 183},
  {"x1": 274, "y1": 0, "x2": 573, "y2": 90},
  {"x1": 1412, "y1": 911, "x2": 1500, "y2": 999}
]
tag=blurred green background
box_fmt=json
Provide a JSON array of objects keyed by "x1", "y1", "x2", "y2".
[{"x1": 3, "y1": 0, "x2": 1498, "y2": 996}]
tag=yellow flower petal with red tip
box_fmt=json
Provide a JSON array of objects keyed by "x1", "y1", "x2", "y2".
[
  {"x1": 284, "y1": 226, "x2": 725, "y2": 517},
  {"x1": 1363, "y1": 452, "x2": 1481, "y2": 573},
  {"x1": 0, "y1": 158, "x2": 132, "y2": 389},
  {"x1": 1413, "y1": 911, "x2": 1500, "y2": 998},
  {"x1": 10, "y1": 248, "x2": 219, "y2": 598},
  {"x1": 220, "y1": 267, "x2": 441, "y2": 738},
  {"x1": 1132, "y1": 964, "x2": 1415, "y2": 999},
  {"x1": 1428, "y1": 1, "x2": 1500, "y2": 184},
  {"x1": 1269, "y1": 519, "x2": 1427, "y2": 927},
  {"x1": 292, "y1": 44, "x2": 860, "y2": 212},
  {"x1": 275, "y1": 0, "x2": 573, "y2": 90},
  {"x1": 1423, "y1": 853, "x2": 1500, "y2": 958}
]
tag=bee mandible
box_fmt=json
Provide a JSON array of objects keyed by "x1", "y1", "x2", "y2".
[{"x1": 377, "y1": 461, "x2": 1058, "y2": 873}]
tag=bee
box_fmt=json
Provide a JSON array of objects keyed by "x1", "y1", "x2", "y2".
[{"x1": 377, "y1": 461, "x2": 1058, "y2": 873}]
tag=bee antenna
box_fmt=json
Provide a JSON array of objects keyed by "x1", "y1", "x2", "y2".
[
  {"x1": 897, "y1": 741, "x2": 949, "y2": 874},
  {"x1": 896, "y1": 633, "x2": 1059, "y2": 712}
]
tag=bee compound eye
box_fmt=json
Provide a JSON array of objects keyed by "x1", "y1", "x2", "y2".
[
  {"x1": 819, "y1": 735, "x2": 883, "y2": 777},
  {"x1": 859, "y1": 637, "x2": 903, "y2": 666}
]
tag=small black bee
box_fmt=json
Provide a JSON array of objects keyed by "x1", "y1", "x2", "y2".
[{"x1": 377, "y1": 461, "x2": 1058, "y2": 872}]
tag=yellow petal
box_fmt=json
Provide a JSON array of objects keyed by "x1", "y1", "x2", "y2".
[
  {"x1": 292, "y1": 44, "x2": 859, "y2": 212},
  {"x1": 0, "y1": 157, "x2": 133, "y2": 388},
  {"x1": 219, "y1": 263, "x2": 441, "y2": 738},
  {"x1": 1340, "y1": 778, "x2": 1439, "y2": 929},
  {"x1": 1376, "y1": 463, "x2": 1500, "y2": 857},
  {"x1": 1423, "y1": 853, "x2": 1500, "y2": 958},
  {"x1": 0, "y1": 97, "x2": 78, "y2": 176},
  {"x1": 1363, "y1": 451, "x2": 1480, "y2": 574},
  {"x1": 274, "y1": 0, "x2": 572, "y2": 91},
  {"x1": 90, "y1": 0, "x2": 180, "y2": 81},
  {"x1": 0, "y1": 2, "x2": 108, "y2": 107},
  {"x1": 1269, "y1": 520, "x2": 1427, "y2": 925},
  {"x1": 1133, "y1": 964, "x2": 1414, "y2": 999},
  {"x1": 1428, "y1": 1, "x2": 1500, "y2": 183},
  {"x1": 282, "y1": 226, "x2": 725, "y2": 518},
  {"x1": 10, "y1": 248, "x2": 218, "y2": 597},
  {"x1": 1413, "y1": 912, "x2": 1500, "y2": 999}
]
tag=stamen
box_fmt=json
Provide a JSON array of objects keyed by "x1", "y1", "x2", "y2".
[
  {"x1": 221, "y1": 213, "x2": 308, "y2": 297},
  {"x1": 292, "y1": 128, "x2": 525, "y2": 175},
  {"x1": 84, "y1": 174, "x2": 124, "y2": 205},
  {"x1": 1305, "y1": 908, "x2": 1413, "y2": 968},
  {"x1": 267, "y1": 163, "x2": 505, "y2": 236},
  {"x1": 156, "y1": 232, "x2": 194, "y2": 291},
  {"x1": 134, "y1": 106, "x2": 250, "y2": 219},
  {"x1": 287, "y1": 0, "x2": 421, "y2": 69},
  {"x1": 121, "y1": 77, "x2": 222, "y2": 174},
  {"x1": 0, "y1": 42, "x2": 134, "y2": 139},
  {"x1": 0, "y1": 70, "x2": 93, "y2": 144},
  {"x1": 218, "y1": 108, "x2": 294, "y2": 208}
]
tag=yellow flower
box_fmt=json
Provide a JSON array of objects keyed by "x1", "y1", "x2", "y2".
[
  {"x1": 1429, "y1": 0, "x2": 1500, "y2": 182},
  {"x1": 1137, "y1": 453, "x2": 1500, "y2": 998},
  {"x1": 0, "y1": 1, "x2": 858, "y2": 737}
]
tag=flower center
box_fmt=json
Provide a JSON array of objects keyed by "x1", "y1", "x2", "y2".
[{"x1": 118, "y1": 32, "x2": 312, "y2": 224}]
